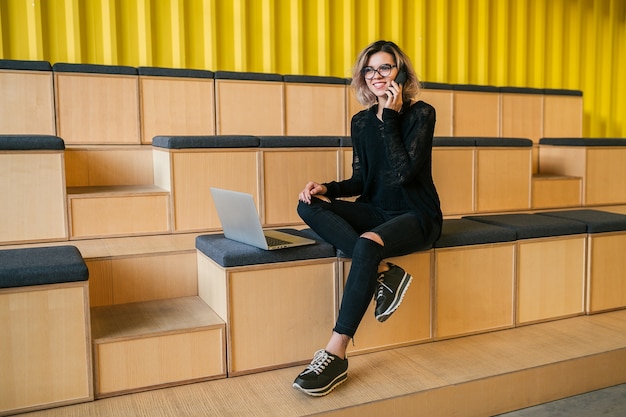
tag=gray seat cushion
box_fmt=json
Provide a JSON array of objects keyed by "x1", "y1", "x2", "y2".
[
  {"x1": 195, "y1": 229, "x2": 336, "y2": 267},
  {"x1": 464, "y1": 213, "x2": 587, "y2": 239},
  {"x1": 0, "y1": 135, "x2": 65, "y2": 151},
  {"x1": 434, "y1": 219, "x2": 517, "y2": 248},
  {"x1": 152, "y1": 135, "x2": 259, "y2": 149},
  {"x1": 536, "y1": 210, "x2": 626, "y2": 233},
  {"x1": 0, "y1": 246, "x2": 89, "y2": 289}
]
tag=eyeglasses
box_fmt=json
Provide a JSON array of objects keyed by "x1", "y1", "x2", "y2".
[{"x1": 361, "y1": 64, "x2": 397, "y2": 80}]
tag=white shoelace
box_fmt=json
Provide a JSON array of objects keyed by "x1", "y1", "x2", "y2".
[{"x1": 303, "y1": 350, "x2": 333, "y2": 375}]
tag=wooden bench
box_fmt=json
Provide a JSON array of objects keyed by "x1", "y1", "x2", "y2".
[
  {"x1": 465, "y1": 213, "x2": 587, "y2": 325},
  {"x1": 0, "y1": 246, "x2": 91, "y2": 415},
  {"x1": 433, "y1": 218, "x2": 517, "y2": 339},
  {"x1": 537, "y1": 209, "x2": 626, "y2": 314},
  {"x1": 195, "y1": 229, "x2": 337, "y2": 376}
]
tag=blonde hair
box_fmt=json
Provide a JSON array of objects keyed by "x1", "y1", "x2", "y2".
[{"x1": 351, "y1": 40, "x2": 421, "y2": 108}]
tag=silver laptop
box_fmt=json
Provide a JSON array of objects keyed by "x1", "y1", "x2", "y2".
[{"x1": 210, "y1": 187, "x2": 316, "y2": 250}]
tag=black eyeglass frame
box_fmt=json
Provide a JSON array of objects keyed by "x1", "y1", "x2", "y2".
[{"x1": 361, "y1": 64, "x2": 397, "y2": 80}]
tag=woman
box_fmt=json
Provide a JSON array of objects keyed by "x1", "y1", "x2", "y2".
[{"x1": 292, "y1": 40, "x2": 442, "y2": 396}]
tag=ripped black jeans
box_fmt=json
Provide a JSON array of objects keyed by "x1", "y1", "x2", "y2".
[{"x1": 297, "y1": 198, "x2": 440, "y2": 338}]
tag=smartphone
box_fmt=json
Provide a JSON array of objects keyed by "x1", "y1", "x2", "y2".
[{"x1": 394, "y1": 69, "x2": 408, "y2": 85}]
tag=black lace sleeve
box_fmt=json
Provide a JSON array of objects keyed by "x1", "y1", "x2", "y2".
[{"x1": 382, "y1": 101, "x2": 436, "y2": 185}]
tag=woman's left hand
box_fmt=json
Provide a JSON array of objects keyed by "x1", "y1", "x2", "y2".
[{"x1": 384, "y1": 80, "x2": 403, "y2": 112}]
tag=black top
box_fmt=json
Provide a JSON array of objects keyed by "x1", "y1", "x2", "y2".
[{"x1": 324, "y1": 101, "x2": 443, "y2": 238}]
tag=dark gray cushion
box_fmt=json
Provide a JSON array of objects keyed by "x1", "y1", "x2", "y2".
[
  {"x1": 500, "y1": 86, "x2": 544, "y2": 95},
  {"x1": 53, "y1": 63, "x2": 137, "y2": 75},
  {"x1": 434, "y1": 219, "x2": 517, "y2": 248},
  {"x1": 539, "y1": 138, "x2": 626, "y2": 147},
  {"x1": 464, "y1": 214, "x2": 587, "y2": 239},
  {"x1": 283, "y1": 75, "x2": 346, "y2": 85},
  {"x1": 543, "y1": 88, "x2": 583, "y2": 96},
  {"x1": 421, "y1": 82, "x2": 453, "y2": 90},
  {"x1": 0, "y1": 246, "x2": 89, "y2": 289},
  {"x1": 340, "y1": 137, "x2": 353, "y2": 147},
  {"x1": 433, "y1": 137, "x2": 476, "y2": 147},
  {"x1": 0, "y1": 59, "x2": 51, "y2": 71},
  {"x1": 137, "y1": 66, "x2": 214, "y2": 78},
  {"x1": 258, "y1": 136, "x2": 341, "y2": 148},
  {"x1": 195, "y1": 229, "x2": 336, "y2": 267},
  {"x1": 152, "y1": 135, "x2": 259, "y2": 149},
  {"x1": 0, "y1": 135, "x2": 65, "y2": 150},
  {"x1": 214, "y1": 71, "x2": 282, "y2": 82},
  {"x1": 536, "y1": 210, "x2": 626, "y2": 233},
  {"x1": 453, "y1": 84, "x2": 499, "y2": 93},
  {"x1": 475, "y1": 137, "x2": 533, "y2": 147}
]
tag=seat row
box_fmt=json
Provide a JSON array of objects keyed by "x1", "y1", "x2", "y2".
[
  {"x1": 4, "y1": 206, "x2": 624, "y2": 413},
  {"x1": 194, "y1": 209, "x2": 626, "y2": 379},
  {"x1": 1, "y1": 59, "x2": 582, "y2": 147},
  {"x1": 5, "y1": 133, "x2": 626, "y2": 245}
]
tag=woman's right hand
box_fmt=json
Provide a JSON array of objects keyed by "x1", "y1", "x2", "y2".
[{"x1": 299, "y1": 181, "x2": 329, "y2": 204}]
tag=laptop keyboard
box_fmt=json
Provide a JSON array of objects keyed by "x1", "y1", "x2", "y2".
[{"x1": 265, "y1": 235, "x2": 291, "y2": 247}]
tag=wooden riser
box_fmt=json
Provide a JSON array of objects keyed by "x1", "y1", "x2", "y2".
[
  {"x1": 90, "y1": 296, "x2": 226, "y2": 398},
  {"x1": 15, "y1": 310, "x2": 626, "y2": 417},
  {"x1": 67, "y1": 185, "x2": 171, "y2": 239}
]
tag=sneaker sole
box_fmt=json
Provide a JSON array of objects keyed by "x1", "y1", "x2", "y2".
[
  {"x1": 292, "y1": 371, "x2": 348, "y2": 397},
  {"x1": 375, "y1": 272, "x2": 412, "y2": 322}
]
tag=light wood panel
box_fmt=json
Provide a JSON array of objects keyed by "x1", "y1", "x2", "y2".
[
  {"x1": 67, "y1": 185, "x2": 170, "y2": 239},
  {"x1": 585, "y1": 148, "x2": 626, "y2": 206},
  {"x1": 434, "y1": 243, "x2": 515, "y2": 338},
  {"x1": 88, "y1": 252, "x2": 197, "y2": 307},
  {"x1": 284, "y1": 83, "x2": 346, "y2": 136},
  {"x1": 543, "y1": 95, "x2": 583, "y2": 138},
  {"x1": 0, "y1": 70, "x2": 56, "y2": 135},
  {"x1": 215, "y1": 79, "x2": 284, "y2": 135},
  {"x1": 197, "y1": 254, "x2": 338, "y2": 375},
  {"x1": 55, "y1": 72, "x2": 140, "y2": 144},
  {"x1": 346, "y1": 88, "x2": 365, "y2": 136},
  {"x1": 0, "y1": 282, "x2": 92, "y2": 415},
  {"x1": 0, "y1": 152, "x2": 67, "y2": 244},
  {"x1": 262, "y1": 148, "x2": 339, "y2": 225},
  {"x1": 501, "y1": 92, "x2": 543, "y2": 173},
  {"x1": 139, "y1": 76, "x2": 215, "y2": 144},
  {"x1": 432, "y1": 148, "x2": 475, "y2": 215},
  {"x1": 153, "y1": 149, "x2": 259, "y2": 232},
  {"x1": 64, "y1": 146, "x2": 154, "y2": 187},
  {"x1": 587, "y1": 233, "x2": 626, "y2": 313},
  {"x1": 501, "y1": 93, "x2": 543, "y2": 142},
  {"x1": 344, "y1": 251, "x2": 433, "y2": 356},
  {"x1": 453, "y1": 91, "x2": 500, "y2": 137},
  {"x1": 91, "y1": 296, "x2": 226, "y2": 397},
  {"x1": 531, "y1": 175, "x2": 582, "y2": 209},
  {"x1": 516, "y1": 236, "x2": 586, "y2": 325},
  {"x1": 420, "y1": 89, "x2": 453, "y2": 137},
  {"x1": 475, "y1": 148, "x2": 532, "y2": 212}
]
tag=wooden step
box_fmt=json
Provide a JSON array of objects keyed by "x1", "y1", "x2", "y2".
[
  {"x1": 18, "y1": 310, "x2": 626, "y2": 416},
  {"x1": 532, "y1": 174, "x2": 582, "y2": 209},
  {"x1": 67, "y1": 185, "x2": 171, "y2": 239},
  {"x1": 90, "y1": 296, "x2": 226, "y2": 398}
]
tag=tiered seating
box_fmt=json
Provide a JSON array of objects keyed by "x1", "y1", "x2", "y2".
[{"x1": 2, "y1": 59, "x2": 626, "y2": 414}]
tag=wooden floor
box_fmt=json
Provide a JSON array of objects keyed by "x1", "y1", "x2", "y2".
[{"x1": 16, "y1": 309, "x2": 626, "y2": 417}]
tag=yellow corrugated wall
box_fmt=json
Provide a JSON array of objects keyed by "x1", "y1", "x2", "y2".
[{"x1": 0, "y1": 0, "x2": 624, "y2": 136}]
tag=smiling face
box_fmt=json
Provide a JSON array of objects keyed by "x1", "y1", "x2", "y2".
[{"x1": 364, "y1": 51, "x2": 398, "y2": 99}]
